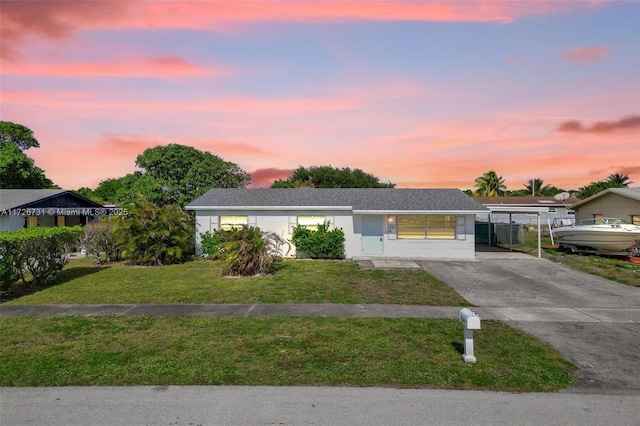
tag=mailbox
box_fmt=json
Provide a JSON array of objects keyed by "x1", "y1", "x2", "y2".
[
  {"x1": 459, "y1": 308, "x2": 481, "y2": 330},
  {"x1": 459, "y1": 308, "x2": 481, "y2": 363}
]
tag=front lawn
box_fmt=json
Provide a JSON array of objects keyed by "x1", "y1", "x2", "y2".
[
  {"x1": 0, "y1": 316, "x2": 576, "y2": 391},
  {"x1": 2, "y1": 258, "x2": 469, "y2": 306}
]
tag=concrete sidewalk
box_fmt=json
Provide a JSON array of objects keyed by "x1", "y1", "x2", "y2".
[{"x1": 1, "y1": 303, "x2": 639, "y2": 323}]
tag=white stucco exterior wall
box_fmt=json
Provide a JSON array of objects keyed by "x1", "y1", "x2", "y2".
[
  {"x1": 194, "y1": 210, "x2": 477, "y2": 260},
  {"x1": 194, "y1": 209, "x2": 356, "y2": 257},
  {"x1": 370, "y1": 214, "x2": 477, "y2": 260}
]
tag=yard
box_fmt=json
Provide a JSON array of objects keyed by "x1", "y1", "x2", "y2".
[
  {"x1": 0, "y1": 257, "x2": 578, "y2": 391},
  {"x1": 3, "y1": 258, "x2": 468, "y2": 305}
]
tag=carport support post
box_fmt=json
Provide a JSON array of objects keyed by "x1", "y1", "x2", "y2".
[
  {"x1": 537, "y1": 213, "x2": 541, "y2": 258},
  {"x1": 509, "y1": 213, "x2": 513, "y2": 251}
]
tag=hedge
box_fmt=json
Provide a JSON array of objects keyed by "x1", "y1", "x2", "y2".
[{"x1": 0, "y1": 226, "x2": 82, "y2": 291}]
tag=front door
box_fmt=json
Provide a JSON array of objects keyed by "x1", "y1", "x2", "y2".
[{"x1": 362, "y1": 216, "x2": 383, "y2": 255}]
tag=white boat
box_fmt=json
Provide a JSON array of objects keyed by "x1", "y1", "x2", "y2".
[{"x1": 551, "y1": 218, "x2": 640, "y2": 252}]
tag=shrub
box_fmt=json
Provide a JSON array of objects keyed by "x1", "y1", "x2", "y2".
[
  {"x1": 201, "y1": 225, "x2": 283, "y2": 276},
  {"x1": 200, "y1": 230, "x2": 225, "y2": 259},
  {"x1": 0, "y1": 226, "x2": 83, "y2": 289},
  {"x1": 0, "y1": 261, "x2": 19, "y2": 292},
  {"x1": 80, "y1": 221, "x2": 120, "y2": 264},
  {"x1": 291, "y1": 221, "x2": 345, "y2": 259},
  {"x1": 111, "y1": 196, "x2": 194, "y2": 266}
]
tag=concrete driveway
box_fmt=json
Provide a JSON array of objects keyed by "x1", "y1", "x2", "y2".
[{"x1": 419, "y1": 256, "x2": 640, "y2": 394}]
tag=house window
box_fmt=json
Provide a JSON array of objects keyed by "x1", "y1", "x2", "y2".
[
  {"x1": 426, "y1": 215, "x2": 456, "y2": 239},
  {"x1": 397, "y1": 215, "x2": 456, "y2": 240},
  {"x1": 219, "y1": 215, "x2": 248, "y2": 230},
  {"x1": 297, "y1": 216, "x2": 326, "y2": 231},
  {"x1": 397, "y1": 215, "x2": 426, "y2": 239}
]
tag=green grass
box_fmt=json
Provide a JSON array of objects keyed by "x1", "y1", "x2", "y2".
[
  {"x1": 0, "y1": 316, "x2": 576, "y2": 391},
  {"x1": 513, "y1": 232, "x2": 640, "y2": 287},
  {"x1": 2, "y1": 258, "x2": 469, "y2": 306}
]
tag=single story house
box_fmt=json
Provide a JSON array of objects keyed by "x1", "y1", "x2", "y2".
[
  {"x1": 0, "y1": 189, "x2": 105, "y2": 231},
  {"x1": 569, "y1": 188, "x2": 640, "y2": 224},
  {"x1": 474, "y1": 196, "x2": 578, "y2": 227},
  {"x1": 186, "y1": 188, "x2": 488, "y2": 260}
]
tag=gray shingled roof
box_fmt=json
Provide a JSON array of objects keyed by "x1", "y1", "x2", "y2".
[
  {"x1": 0, "y1": 189, "x2": 103, "y2": 210},
  {"x1": 0, "y1": 189, "x2": 67, "y2": 210},
  {"x1": 187, "y1": 188, "x2": 488, "y2": 212}
]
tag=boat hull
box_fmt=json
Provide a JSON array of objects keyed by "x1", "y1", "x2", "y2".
[{"x1": 552, "y1": 227, "x2": 640, "y2": 251}]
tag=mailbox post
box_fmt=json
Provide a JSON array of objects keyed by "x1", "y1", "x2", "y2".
[{"x1": 459, "y1": 308, "x2": 481, "y2": 363}]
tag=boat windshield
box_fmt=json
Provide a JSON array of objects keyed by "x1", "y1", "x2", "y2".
[{"x1": 577, "y1": 218, "x2": 630, "y2": 226}]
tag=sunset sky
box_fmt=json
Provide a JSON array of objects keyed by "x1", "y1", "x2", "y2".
[{"x1": 1, "y1": 0, "x2": 639, "y2": 191}]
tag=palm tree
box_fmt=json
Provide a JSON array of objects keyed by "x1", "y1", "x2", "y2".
[
  {"x1": 524, "y1": 178, "x2": 553, "y2": 196},
  {"x1": 474, "y1": 170, "x2": 506, "y2": 197},
  {"x1": 607, "y1": 173, "x2": 632, "y2": 188}
]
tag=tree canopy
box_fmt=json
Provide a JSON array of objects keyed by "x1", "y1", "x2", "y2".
[
  {"x1": 0, "y1": 144, "x2": 54, "y2": 189},
  {"x1": 0, "y1": 121, "x2": 40, "y2": 151},
  {"x1": 91, "y1": 144, "x2": 250, "y2": 207},
  {"x1": 271, "y1": 165, "x2": 395, "y2": 188},
  {"x1": 473, "y1": 170, "x2": 506, "y2": 196},
  {"x1": 575, "y1": 172, "x2": 633, "y2": 199}
]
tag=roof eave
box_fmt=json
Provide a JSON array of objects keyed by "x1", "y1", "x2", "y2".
[
  {"x1": 186, "y1": 205, "x2": 354, "y2": 211},
  {"x1": 353, "y1": 209, "x2": 488, "y2": 215}
]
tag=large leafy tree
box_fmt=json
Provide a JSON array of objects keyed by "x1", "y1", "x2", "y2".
[
  {"x1": 0, "y1": 143, "x2": 55, "y2": 189},
  {"x1": 0, "y1": 122, "x2": 56, "y2": 189},
  {"x1": 0, "y1": 121, "x2": 39, "y2": 150},
  {"x1": 272, "y1": 165, "x2": 395, "y2": 188},
  {"x1": 473, "y1": 170, "x2": 506, "y2": 197},
  {"x1": 114, "y1": 144, "x2": 250, "y2": 207}
]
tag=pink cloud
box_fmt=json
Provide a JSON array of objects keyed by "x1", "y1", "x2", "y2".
[
  {"x1": 97, "y1": 134, "x2": 166, "y2": 157},
  {"x1": 248, "y1": 168, "x2": 296, "y2": 187},
  {"x1": 0, "y1": 1, "x2": 131, "y2": 60},
  {"x1": 2, "y1": 57, "x2": 228, "y2": 79},
  {"x1": 557, "y1": 115, "x2": 640, "y2": 134},
  {"x1": 2, "y1": 1, "x2": 605, "y2": 59},
  {"x1": 562, "y1": 46, "x2": 611, "y2": 64}
]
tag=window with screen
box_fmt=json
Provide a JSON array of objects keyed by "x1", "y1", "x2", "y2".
[
  {"x1": 426, "y1": 215, "x2": 456, "y2": 239},
  {"x1": 397, "y1": 215, "x2": 456, "y2": 240},
  {"x1": 219, "y1": 215, "x2": 248, "y2": 230},
  {"x1": 297, "y1": 216, "x2": 326, "y2": 231}
]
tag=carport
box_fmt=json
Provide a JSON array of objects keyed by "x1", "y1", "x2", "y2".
[{"x1": 484, "y1": 206, "x2": 548, "y2": 258}]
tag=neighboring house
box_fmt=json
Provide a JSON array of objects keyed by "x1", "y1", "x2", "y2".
[
  {"x1": 0, "y1": 189, "x2": 105, "y2": 231},
  {"x1": 186, "y1": 188, "x2": 488, "y2": 260},
  {"x1": 474, "y1": 196, "x2": 578, "y2": 226},
  {"x1": 570, "y1": 188, "x2": 640, "y2": 224}
]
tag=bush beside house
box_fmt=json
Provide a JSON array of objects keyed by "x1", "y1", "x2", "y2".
[
  {"x1": 291, "y1": 221, "x2": 345, "y2": 259},
  {"x1": 200, "y1": 225, "x2": 287, "y2": 276}
]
